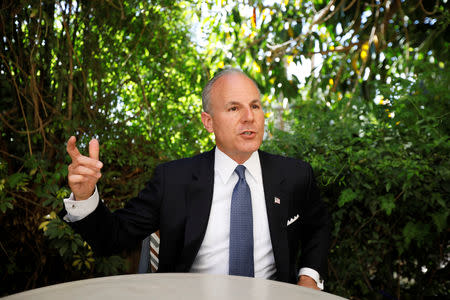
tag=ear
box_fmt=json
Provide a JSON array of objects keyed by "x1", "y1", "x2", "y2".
[{"x1": 201, "y1": 112, "x2": 214, "y2": 133}]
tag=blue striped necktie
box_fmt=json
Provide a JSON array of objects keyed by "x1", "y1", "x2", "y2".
[{"x1": 229, "y1": 165, "x2": 254, "y2": 277}]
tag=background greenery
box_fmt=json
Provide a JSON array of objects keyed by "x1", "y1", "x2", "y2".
[{"x1": 1, "y1": 0, "x2": 448, "y2": 298}]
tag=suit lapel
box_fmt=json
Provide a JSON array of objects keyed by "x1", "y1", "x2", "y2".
[
  {"x1": 259, "y1": 150, "x2": 290, "y2": 282},
  {"x1": 181, "y1": 149, "x2": 215, "y2": 270}
]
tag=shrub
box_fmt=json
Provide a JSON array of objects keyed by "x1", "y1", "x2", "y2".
[{"x1": 263, "y1": 61, "x2": 449, "y2": 298}]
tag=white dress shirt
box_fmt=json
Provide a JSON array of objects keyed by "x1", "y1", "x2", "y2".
[
  {"x1": 63, "y1": 147, "x2": 323, "y2": 288},
  {"x1": 189, "y1": 147, "x2": 276, "y2": 278}
]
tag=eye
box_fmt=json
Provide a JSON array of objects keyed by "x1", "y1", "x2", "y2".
[
  {"x1": 229, "y1": 106, "x2": 238, "y2": 112},
  {"x1": 252, "y1": 104, "x2": 260, "y2": 109}
]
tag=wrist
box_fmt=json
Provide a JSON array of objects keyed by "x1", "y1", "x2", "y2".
[{"x1": 74, "y1": 189, "x2": 95, "y2": 201}]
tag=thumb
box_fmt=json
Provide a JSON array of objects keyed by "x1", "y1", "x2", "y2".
[{"x1": 89, "y1": 139, "x2": 100, "y2": 160}]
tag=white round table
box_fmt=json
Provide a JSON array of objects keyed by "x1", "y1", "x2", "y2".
[{"x1": 4, "y1": 273, "x2": 347, "y2": 300}]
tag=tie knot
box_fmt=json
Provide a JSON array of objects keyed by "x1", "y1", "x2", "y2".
[{"x1": 235, "y1": 165, "x2": 246, "y2": 180}]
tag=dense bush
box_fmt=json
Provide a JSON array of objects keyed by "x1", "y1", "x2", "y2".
[
  {"x1": 263, "y1": 61, "x2": 449, "y2": 298},
  {"x1": 0, "y1": 0, "x2": 211, "y2": 295}
]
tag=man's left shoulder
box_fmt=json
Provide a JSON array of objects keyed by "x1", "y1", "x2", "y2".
[{"x1": 258, "y1": 150, "x2": 312, "y2": 171}]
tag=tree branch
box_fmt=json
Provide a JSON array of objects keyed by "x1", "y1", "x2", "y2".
[
  {"x1": 58, "y1": 0, "x2": 74, "y2": 120},
  {"x1": 419, "y1": 0, "x2": 439, "y2": 15}
]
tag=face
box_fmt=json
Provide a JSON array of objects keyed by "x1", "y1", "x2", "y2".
[{"x1": 201, "y1": 73, "x2": 265, "y2": 164}]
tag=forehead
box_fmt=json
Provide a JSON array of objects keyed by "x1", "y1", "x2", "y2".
[{"x1": 209, "y1": 73, "x2": 260, "y2": 104}]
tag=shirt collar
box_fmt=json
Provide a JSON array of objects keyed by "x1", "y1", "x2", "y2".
[{"x1": 215, "y1": 147, "x2": 261, "y2": 184}]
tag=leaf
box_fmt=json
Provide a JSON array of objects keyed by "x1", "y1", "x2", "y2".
[
  {"x1": 59, "y1": 245, "x2": 68, "y2": 257},
  {"x1": 72, "y1": 259, "x2": 81, "y2": 267},
  {"x1": 338, "y1": 189, "x2": 357, "y2": 207},
  {"x1": 402, "y1": 222, "x2": 431, "y2": 247},
  {"x1": 7, "y1": 173, "x2": 29, "y2": 189},
  {"x1": 431, "y1": 211, "x2": 448, "y2": 232},
  {"x1": 38, "y1": 221, "x2": 50, "y2": 231},
  {"x1": 71, "y1": 242, "x2": 77, "y2": 253},
  {"x1": 0, "y1": 197, "x2": 14, "y2": 213},
  {"x1": 386, "y1": 182, "x2": 391, "y2": 192},
  {"x1": 379, "y1": 194, "x2": 395, "y2": 215},
  {"x1": 42, "y1": 198, "x2": 53, "y2": 207}
]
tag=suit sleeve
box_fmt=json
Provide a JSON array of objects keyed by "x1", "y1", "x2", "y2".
[
  {"x1": 58, "y1": 164, "x2": 164, "y2": 256},
  {"x1": 298, "y1": 163, "x2": 330, "y2": 279}
]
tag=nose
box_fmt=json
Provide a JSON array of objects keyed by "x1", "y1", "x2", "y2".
[{"x1": 241, "y1": 107, "x2": 254, "y2": 123}]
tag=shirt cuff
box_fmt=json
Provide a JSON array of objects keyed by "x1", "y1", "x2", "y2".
[
  {"x1": 299, "y1": 267, "x2": 324, "y2": 290},
  {"x1": 63, "y1": 186, "x2": 99, "y2": 222}
]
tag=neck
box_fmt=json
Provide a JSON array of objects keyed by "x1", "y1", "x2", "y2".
[{"x1": 216, "y1": 146, "x2": 254, "y2": 164}]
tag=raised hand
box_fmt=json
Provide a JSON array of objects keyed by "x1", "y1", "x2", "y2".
[{"x1": 67, "y1": 136, "x2": 103, "y2": 200}]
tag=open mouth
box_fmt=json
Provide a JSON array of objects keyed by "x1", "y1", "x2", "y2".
[{"x1": 240, "y1": 131, "x2": 256, "y2": 137}]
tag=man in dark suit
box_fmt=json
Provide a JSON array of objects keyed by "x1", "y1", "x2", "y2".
[{"x1": 62, "y1": 68, "x2": 329, "y2": 289}]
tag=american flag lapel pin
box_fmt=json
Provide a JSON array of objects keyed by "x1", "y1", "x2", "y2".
[{"x1": 274, "y1": 197, "x2": 281, "y2": 204}]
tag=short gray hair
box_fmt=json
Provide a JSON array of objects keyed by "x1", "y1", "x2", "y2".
[{"x1": 201, "y1": 68, "x2": 260, "y2": 113}]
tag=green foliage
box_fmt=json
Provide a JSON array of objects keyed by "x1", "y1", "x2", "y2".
[
  {"x1": 95, "y1": 256, "x2": 129, "y2": 276},
  {"x1": 0, "y1": 194, "x2": 14, "y2": 213},
  {"x1": 338, "y1": 188, "x2": 358, "y2": 208},
  {"x1": 40, "y1": 213, "x2": 85, "y2": 258},
  {"x1": 263, "y1": 61, "x2": 449, "y2": 298},
  {"x1": 1, "y1": 0, "x2": 210, "y2": 296},
  {"x1": 40, "y1": 212, "x2": 127, "y2": 275}
]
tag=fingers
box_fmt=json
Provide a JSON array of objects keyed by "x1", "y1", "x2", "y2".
[
  {"x1": 67, "y1": 136, "x2": 102, "y2": 168},
  {"x1": 67, "y1": 137, "x2": 103, "y2": 186},
  {"x1": 68, "y1": 159, "x2": 102, "y2": 189},
  {"x1": 68, "y1": 174, "x2": 95, "y2": 184},
  {"x1": 67, "y1": 136, "x2": 82, "y2": 160},
  {"x1": 71, "y1": 155, "x2": 103, "y2": 169},
  {"x1": 89, "y1": 139, "x2": 100, "y2": 160},
  {"x1": 69, "y1": 164, "x2": 102, "y2": 179},
  {"x1": 67, "y1": 136, "x2": 103, "y2": 200}
]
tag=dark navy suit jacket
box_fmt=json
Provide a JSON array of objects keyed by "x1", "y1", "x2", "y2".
[{"x1": 61, "y1": 149, "x2": 330, "y2": 284}]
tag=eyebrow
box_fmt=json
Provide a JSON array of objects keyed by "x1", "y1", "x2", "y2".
[{"x1": 225, "y1": 99, "x2": 261, "y2": 107}]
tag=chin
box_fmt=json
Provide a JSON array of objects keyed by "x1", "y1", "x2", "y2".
[{"x1": 238, "y1": 142, "x2": 261, "y2": 154}]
